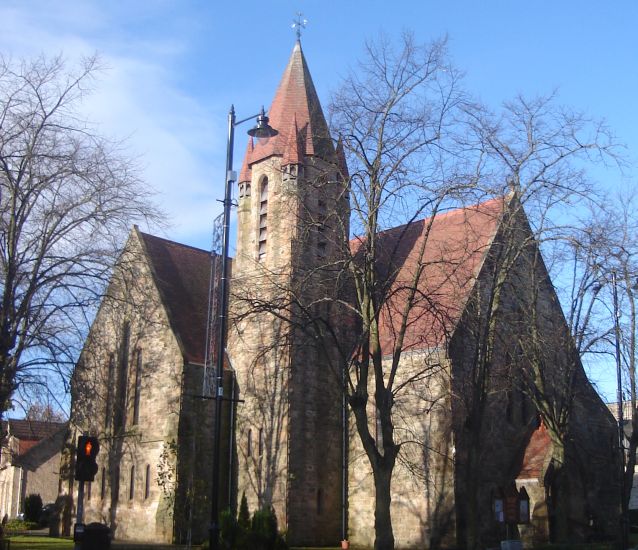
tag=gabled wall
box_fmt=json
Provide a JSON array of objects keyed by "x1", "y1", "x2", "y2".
[{"x1": 62, "y1": 230, "x2": 186, "y2": 542}]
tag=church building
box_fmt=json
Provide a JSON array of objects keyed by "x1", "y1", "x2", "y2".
[{"x1": 61, "y1": 40, "x2": 621, "y2": 548}]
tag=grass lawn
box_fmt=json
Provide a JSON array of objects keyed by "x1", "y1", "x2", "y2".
[{"x1": 7, "y1": 535, "x2": 73, "y2": 549}]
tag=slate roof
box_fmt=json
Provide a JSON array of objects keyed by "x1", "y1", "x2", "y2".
[
  {"x1": 357, "y1": 196, "x2": 508, "y2": 353},
  {"x1": 138, "y1": 230, "x2": 221, "y2": 365},
  {"x1": 239, "y1": 40, "x2": 334, "y2": 182}
]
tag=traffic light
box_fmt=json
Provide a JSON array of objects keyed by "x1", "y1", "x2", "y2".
[{"x1": 75, "y1": 435, "x2": 99, "y2": 482}]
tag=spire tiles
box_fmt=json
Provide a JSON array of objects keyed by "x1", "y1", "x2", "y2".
[
  {"x1": 282, "y1": 113, "x2": 304, "y2": 167},
  {"x1": 239, "y1": 136, "x2": 254, "y2": 184},
  {"x1": 237, "y1": 40, "x2": 334, "y2": 174}
]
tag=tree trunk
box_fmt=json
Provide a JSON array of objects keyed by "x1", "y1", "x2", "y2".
[
  {"x1": 547, "y1": 443, "x2": 570, "y2": 543},
  {"x1": 373, "y1": 460, "x2": 395, "y2": 550},
  {"x1": 464, "y1": 430, "x2": 482, "y2": 550}
]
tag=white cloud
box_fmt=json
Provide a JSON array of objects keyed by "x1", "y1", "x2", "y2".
[{"x1": 0, "y1": 0, "x2": 225, "y2": 247}]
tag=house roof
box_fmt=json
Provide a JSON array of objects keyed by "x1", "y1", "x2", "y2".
[
  {"x1": 138, "y1": 230, "x2": 221, "y2": 365},
  {"x1": 2, "y1": 419, "x2": 66, "y2": 457},
  {"x1": 239, "y1": 40, "x2": 334, "y2": 182},
  {"x1": 360, "y1": 196, "x2": 508, "y2": 353}
]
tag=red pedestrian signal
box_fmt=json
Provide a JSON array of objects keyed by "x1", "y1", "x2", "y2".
[{"x1": 75, "y1": 435, "x2": 100, "y2": 482}]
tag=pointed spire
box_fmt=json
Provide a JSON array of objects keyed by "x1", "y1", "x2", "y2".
[
  {"x1": 239, "y1": 137, "x2": 254, "y2": 184},
  {"x1": 282, "y1": 113, "x2": 304, "y2": 166},
  {"x1": 238, "y1": 41, "x2": 334, "y2": 170}
]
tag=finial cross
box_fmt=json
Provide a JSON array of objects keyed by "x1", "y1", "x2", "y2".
[{"x1": 292, "y1": 12, "x2": 307, "y2": 40}]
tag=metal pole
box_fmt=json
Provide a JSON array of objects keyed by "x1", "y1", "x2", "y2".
[
  {"x1": 209, "y1": 105, "x2": 235, "y2": 550},
  {"x1": 341, "y1": 361, "x2": 348, "y2": 545},
  {"x1": 612, "y1": 270, "x2": 627, "y2": 550},
  {"x1": 73, "y1": 480, "x2": 85, "y2": 550}
]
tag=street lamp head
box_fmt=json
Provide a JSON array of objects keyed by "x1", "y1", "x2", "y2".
[{"x1": 247, "y1": 107, "x2": 278, "y2": 144}]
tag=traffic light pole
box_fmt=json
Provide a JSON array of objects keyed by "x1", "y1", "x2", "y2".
[{"x1": 73, "y1": 480, "x2": 85, "y2": 550}]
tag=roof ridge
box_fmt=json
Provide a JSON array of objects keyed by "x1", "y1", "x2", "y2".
[
  {"x1": 137, "y1": 230, "x2": 212, "y2": 256},
  {"x1": 351, "y1": 195, "x2": 508, "y2": 244}
]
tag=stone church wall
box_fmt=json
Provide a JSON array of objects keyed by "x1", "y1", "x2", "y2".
[
  {"x1": 348, "y1": 349, "x2": 455, "y2": 549},
  {"x1": 64, "y1": 233, "x2": 186, "y2": 542}
]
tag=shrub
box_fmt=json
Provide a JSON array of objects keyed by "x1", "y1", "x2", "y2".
[
  {"x1": 238, "y1": 492, "x2": 250, "y2": 530},
  {"x1": 249, "y1": 507, "x2": 287, "y2": 550},
  {"x1": 220, "y1": 508, "x2": 239, "y2": 550},
  {"x1": 24, "y1": 494, "x2": 42, "y2": 523},
  {"x1": 202, "y1": 501, "x2": 287, "y2": 550},
  {"x1": 4, "y1": 519, "x2": 38, "y2": 532}
]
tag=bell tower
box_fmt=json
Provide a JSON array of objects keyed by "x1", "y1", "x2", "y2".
[{"x1": 229, "y1": 40, "x2": 349, "y2": 546}]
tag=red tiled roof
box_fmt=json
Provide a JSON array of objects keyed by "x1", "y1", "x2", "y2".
[
  {"x1": 19, "y1": 439, "x2": 39, "y2": 455},
  {"x1": 239, "y1": 41, "x2": 334, "y2": 174},
  {"x1": 2, "y1": 419, "x2": 65, "y2": 441},
  {"x1": 138, "y1": 231, "x2": 222, "y2": 364},
  {"x1": 518, "y1": 421, "x2": 552, "y2": 479},
  {"x1": 281, "y1": 113, "x2": 304, "y2": 166},
  {"x1": 238, "y1": 137, "x2": 254, "y2": 184},
  {"x1": 354, "y1": 196, "x2": 507, "y2": 352},
  {"x1": 2, "y1": 419, "x2": 66, "y2": 457}
]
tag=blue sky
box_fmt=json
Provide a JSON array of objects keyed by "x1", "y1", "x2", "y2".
[{"x1": 1, "y1": 0, "x2": 636, "y2": 401}]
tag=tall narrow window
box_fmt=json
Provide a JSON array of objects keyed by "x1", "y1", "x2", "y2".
[
  {"x1": 87, "y1": 481, "x2": 92, "y2": 501},
  {"x1": 258, "y1": 428, "x2": 264, "y2": 457},
  {"x1": 105, "y1": 354, "x2": 115, "y2": 428},
  {"x1": 316, "y1": 488, "x2": 323, "y2": 515},
  {"x1": 129, "y1": 465, "x2": 135, "y2": 500},
  {"x1": 132, "y1": 349, "x2": 142, "y2": 425},
  {"x1": 145, "y1": 465, "x2": 151, "y2": 500},
  {"x1": 114, "y1": 322, "x2": 130, "y2": 431},
  {"x1": 258, "y1": 178, "x2": 268, "y2": 261},
  {"x1": 101, "y1": 467, "x2": 106, "y2": 500},
  {"x1": 247, "y1": 429, "x2": 252, "y2": 458},
  {"x1": 317, "y1": 241, "x2": 327, "y2": 259}
]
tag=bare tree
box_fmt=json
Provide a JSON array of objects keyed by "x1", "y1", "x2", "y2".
[
  {"x1": 328, "y1": 33, "x2": 477, "y2": 550},
  {"x1": 574, "y1": 190, "x2": 638, "y2": 540},
  {"x1": 0, "y1": 54, "x2": 160, "y2": 417},
  {"x1": 457, "y1": 94, "x2": 621, "y2": 546},
  {"x1": 231, "y1": 34, "x2": 621, "y2": 549}
]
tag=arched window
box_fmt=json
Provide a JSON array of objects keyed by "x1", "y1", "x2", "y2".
[
  {"x1": 258, "y1": 427, "x2": 264, "y2": 456},
  {"x1": 105, "y1": 354, "x2": 115, "y2": 428},
  {"x1": 132, "y1": 349, "x2": 142, "y2": 425},
  {"x1": 258, "y1": 178, "x2": 268, "y2": 261}
]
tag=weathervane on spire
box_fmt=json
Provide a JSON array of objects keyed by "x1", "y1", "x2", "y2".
[{"x1": 291, "y1": 12, "x2": 308, "y2": 41}]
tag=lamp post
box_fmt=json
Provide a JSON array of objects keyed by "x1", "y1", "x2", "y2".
[
  {"x1": 611, "y1": 269, "x2": 628, "y2": 550},
  {"x1": 209, "y1": 105, "x2": 277, "y2": 550}
]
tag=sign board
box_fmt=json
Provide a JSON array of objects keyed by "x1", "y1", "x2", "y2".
[
  {"x1": 73, "y1": 523, "x2": 85, "y2": 542},
  {"x1": 504, "y1": 492, "x2": 519, "y2": 523},
  {"x1": 518, "y1": 486, "x2": 530, "y2": 524},
  {"x1": 494, "y1": 485, "x2": 530, "y2": 524},
  {"x1": 493, "y1": 487, "x2": 505, "y2": 523}
]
